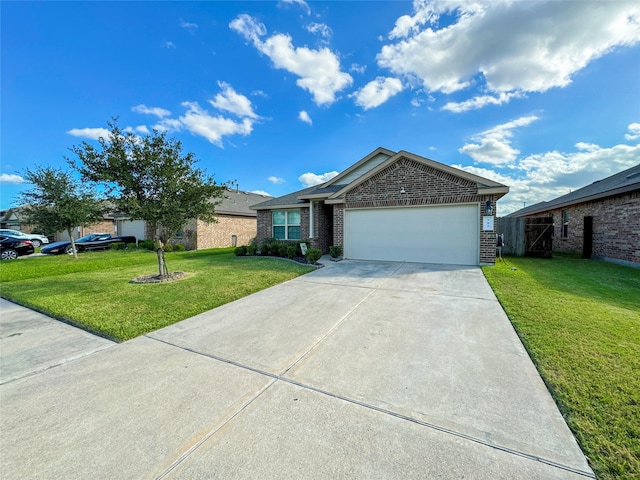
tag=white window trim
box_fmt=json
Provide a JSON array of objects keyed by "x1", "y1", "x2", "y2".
[{"x1": 273, "y1": 209, "x2": 301, "y2": 240}]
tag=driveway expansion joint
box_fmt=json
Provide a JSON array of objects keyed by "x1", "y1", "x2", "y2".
[{"x1": 145, "y1": 335, "x2": 595, "y2": 479}]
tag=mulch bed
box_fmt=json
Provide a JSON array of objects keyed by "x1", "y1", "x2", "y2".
[{"x1": 130, "y1": 271, "x2": 187, "y2": 284}]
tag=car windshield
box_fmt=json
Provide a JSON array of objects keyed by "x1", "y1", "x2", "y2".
[{"x1": 76, "y1": 234, "x2": 110, "y2": 242}]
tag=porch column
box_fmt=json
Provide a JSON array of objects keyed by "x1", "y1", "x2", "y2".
[{"x1": 309, "y1": 201, "x2": 314, "y2": 238}]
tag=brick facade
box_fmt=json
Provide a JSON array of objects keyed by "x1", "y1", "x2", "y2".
[
  {"x1": 167, "y1": 215, "x2": 257, "y2": 249},
  {"x1": 525, "y1": 191, "x2": 639, "y2": 266}
]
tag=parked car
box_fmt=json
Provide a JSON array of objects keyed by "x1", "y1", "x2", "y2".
[
  {"x1": 40, "y1": 233, "x2": 137, "y2": 255},
  {"x1": 0, "y1": 229, "x2": 49, "y2": 247},
  {"x1": 0, "y1": 235, "x2": 35, "y2": 260}
]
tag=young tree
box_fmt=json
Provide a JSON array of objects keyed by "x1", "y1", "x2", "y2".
[
  {"x1": 16, "y1": 166, "x2": 106, "y2": 259},
  {"x1": 69, "y1": 120, "x2": 226, "y2": 277}
]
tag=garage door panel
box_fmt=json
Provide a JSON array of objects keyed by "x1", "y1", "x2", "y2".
[{"x1": 344, "y1": 205, "x2": 479, "y2": 265}]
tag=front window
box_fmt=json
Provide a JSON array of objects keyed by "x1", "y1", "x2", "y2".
[{"x1": 273, "y1": 210, "x2": 301, "y2": 240}]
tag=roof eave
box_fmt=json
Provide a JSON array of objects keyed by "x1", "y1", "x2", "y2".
[
  {"x1": 252, "y1": 202, "x2": 309, "y2": 211},
  {"x1": 512, "y1": 184, "x2": 640, "y2": 216}
]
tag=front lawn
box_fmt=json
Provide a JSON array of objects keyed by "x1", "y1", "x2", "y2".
[
  {"x1": 483, "y1": 254, "x2": 640, "y2": 480},
  {"x1": 0, "y1": 248, "x2": 314, "y2": 341}
]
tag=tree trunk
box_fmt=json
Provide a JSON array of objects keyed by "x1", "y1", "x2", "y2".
[
  {"x1": 67, "y1": 228, "x2": 78, "y2": 259},
  {"x1": 154, "y1": 238, "x2": 169, "y2": 278}
]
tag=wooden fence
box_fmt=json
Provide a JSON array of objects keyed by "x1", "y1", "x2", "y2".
[{"x1": 496, "y1": 217, "x2": 553, "y2": 258}]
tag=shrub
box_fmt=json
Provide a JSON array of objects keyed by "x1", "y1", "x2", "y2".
[
  {"x1": 286, "y1": 245, "x2": 296, "y2": 259},
  {"x1": 329, "y1": 245, "x2": 343, "y2": 258},
  {"x1": 109, "y1": 242, "x2": 126, "y2": 251},
  {"x1": 246, "y1": 244, "x2": 257, "y2": 256},
  {"x1": 306, "y1": 248, "x2": 322, "y2": 264},
  {"x1": 235, "y1": 246, "x2": 247, "y2": 256},
  {"x1": 138, "y1": 239, "x2": 155, "y2": 251},
  {"x1": 164, "y1": 243, "x2": 174, "y2": 252},
  {"x1": 277, "y1": 243, "x2": 289, "y2": 258},
  {"x1": 173, "y1": 243, "x2": 186, "y2": 252}
]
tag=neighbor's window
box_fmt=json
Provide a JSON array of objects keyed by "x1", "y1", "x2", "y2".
[
  {"x1": 561, "y1": 210, "x2": 569, "y2": 238},
  {"x1": 273, "y1": 210, "x2": 301, "y2": 240}
]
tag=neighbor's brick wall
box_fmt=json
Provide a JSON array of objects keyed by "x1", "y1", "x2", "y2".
[
  {"x1": 338, "y1": 157, "x2": 497, "y2": 264},
  {"x1": 527, "y1": 191, "x2": 639, "y2": 266},
  {"x1": 195, "y1": 215, "x2": 257, "y2": 249}
]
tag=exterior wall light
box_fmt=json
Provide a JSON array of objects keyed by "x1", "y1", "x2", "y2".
[
  {"x1": 400, "y1": 187, "x2": 406, "y2": 194},
  {"x1": 485, "y1": 200, "x2": 493, "y2": 216}
]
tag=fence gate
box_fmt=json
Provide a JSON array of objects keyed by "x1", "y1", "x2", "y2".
[{"x1": 524, "y1": 217, "x2": 553, "y2": 258}]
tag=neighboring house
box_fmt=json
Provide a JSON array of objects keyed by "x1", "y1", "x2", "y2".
[
  {"x1": 252, "y1": 147, "x2": 509, "y2": 266},
  {"x1": 0, "y1": 209, "x2": 22, "y2": 231},
  {"x1": 508, "y1": 164, "x2": 640, "y2": 268},
  {"x1": 165, "y1": 188, "x2": 272, "y2": 250}
]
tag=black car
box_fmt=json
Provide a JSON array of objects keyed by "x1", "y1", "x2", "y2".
[
  {"x1": 0, "y1": 235, "x2": 35, "y2": 260},
  {"x1": 41, "y1": 233, "x2": 137, "y2": 255}
]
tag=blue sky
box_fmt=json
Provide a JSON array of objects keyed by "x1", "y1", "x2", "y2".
[{"x1": 2, "y1": 0, "x2": 639, "y2": 214}]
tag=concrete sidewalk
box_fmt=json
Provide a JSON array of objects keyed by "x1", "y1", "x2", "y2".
[{"x1": 0, "y1": 259, "x2": 594, "y2": 479}]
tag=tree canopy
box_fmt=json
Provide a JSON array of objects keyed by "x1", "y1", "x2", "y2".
[
  {"x1": 17, "y1": 166, "x2": 106, "y2": 258},
  {"x1": 69, "y1": 120, "x2": 226, "y2": 276}
]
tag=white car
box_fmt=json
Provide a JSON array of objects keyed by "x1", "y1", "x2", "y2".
[{"x1": 0, "y1": 229, "x2": 50, "y2": 248}]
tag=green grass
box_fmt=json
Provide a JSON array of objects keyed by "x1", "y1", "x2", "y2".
[
  {"x1": 483, "y1": 254, "x2": 640, "y2": 480},
  {"x1": 0, "y1": 248, "x2": 314, "y2": 342}
]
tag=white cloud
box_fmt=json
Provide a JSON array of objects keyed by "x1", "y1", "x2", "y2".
[
  {"x1": 164, "y1": 41, "x2": 176, "y2": 49},
  {"x1": 350, "y1": 63, "x2": 366, "y2": 74},
  {"x1": 307, "y1": 22, "x2": 332, "y2": 39},
  {"x1": 124, "y1": 125, "x2": 151, "y2": 135},
  {"x1": 625, "y1": 122, "x2": 640, "y2": 140},
  {"x1": 252, "y1": 190, "x2": 273, "y2": 197},
  {"x1": 278, "y1": 0, "x2": 310, "y2": 15},
  {"x1": 180, "y1": 20, "x2": 198, "y2": 32},
  {"x1": 179, "y1": 102, "x2": 253, "y2": 147},
  {"x1": 459, "y1": 116, "x2": 539, "y2": 165},
  {"x1": 455, "y1": 123, "x2": 640, "y2": 215},
  {"x1": 379, "y1": 1, "x2": 640, "y2": 102},
  {"x1": 298, "y1": 110, "x2": 312, "y2": 125},
  {"x1": 66, "y1": 127, "x2": 111, "y2": 140},
  {"x1": 230, "y1": 14, "x2": 352, "y2": 105},
  {"x1": 210, "y1": 81, "x2": 259, "y2": 119},
  {"x1": 0, "y1": 173, "x2": 25, "y2": 184},
  {"x1": 442, "y1": 92, "x2": 525, "y2": 113},
  {"x1": 298, "y1": 171, "x2": 339, "y2": 187},
  {"x1": 153, "y1": 118, "x2": 183, "y2": 133},
  {"x1": 353, "y1": 77, "x2": 403, "y2": 110},
  {"x1": 141, "y1": 82, "x2": 259, "y2": 146},
  {"x1": 132, "y1": 104, "x2": 171, "y2": 118},
  {"x1": 268, "y1": 176, "x2": 285, "y2": 184}
]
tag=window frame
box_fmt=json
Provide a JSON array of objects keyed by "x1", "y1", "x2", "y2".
[
  {"x1": 272, "y1": 209, "x2": 301, "y2": 240},
  {"x1": 561, "y1": 210, "x2": 569, "y2": 238}
]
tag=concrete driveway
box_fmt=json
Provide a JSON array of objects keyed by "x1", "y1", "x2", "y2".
[{"x1": 0, "y1": 259, "x2": 593, "y2": 479}]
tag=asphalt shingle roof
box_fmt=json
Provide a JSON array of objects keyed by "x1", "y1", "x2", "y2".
[
  {"x1": 218, "y1": 189, "x2": 273, "y2": 216},
  {"x1": 508, "y1": 163, "x2": 640, "y2": 217}
]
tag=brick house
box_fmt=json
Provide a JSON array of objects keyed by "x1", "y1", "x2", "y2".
[
  {"x1": 252, "y1": 148, "x2": 509, "y2": 266},
  {"x1": 508, "y1": 164, "x2": 640, "y2": 268},
  {"x1": 165, "y1": 188, "x2": 271, "y2": 250}
]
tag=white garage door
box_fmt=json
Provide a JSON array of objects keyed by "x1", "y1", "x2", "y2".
[{"x1": 344, "y1": 204, "x2": 479, "y2": 265}]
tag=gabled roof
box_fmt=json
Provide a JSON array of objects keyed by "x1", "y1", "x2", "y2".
[
  {"x1": 326, "y1": 150, "x2": 508, "y2": 203},
  {"x1": 508, "y1": 163, "x2": 640, "y2": 217},
  {"x1": 252, "y1": 147, "x2": 509, "y2": 210}
]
